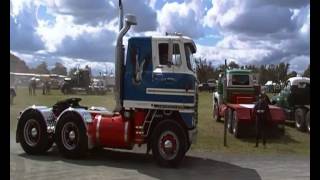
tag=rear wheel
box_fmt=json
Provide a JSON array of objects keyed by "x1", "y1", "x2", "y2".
[
  {"x1": 305, "y1": 111, "x2": 310, "y2": 133},
  {"x1": 232, "y1": 111, "x2": 242, "y2": 138},
  {"x1": 295, "y1": 108, "x2": 306, "y2": 131},
  {"x1": 151, "y1": 120, "x2": 187, "y2": 167},
  {"x1": 17, "y1": 112, "x2": 53, "y2": 154},
  {"x1": 55, "y1": 114, "x2": 88, "y2": 158},
  {"x1": 213, "y1": 102, "x2": 221, "y2": 122},
  {"x1": 226, "y1": 108, "x2": 233, "y2": 133}
]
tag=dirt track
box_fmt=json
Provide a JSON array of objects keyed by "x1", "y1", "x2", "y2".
[{"x1": 10, "y1": 135, "x2": 309, "y2": 180}]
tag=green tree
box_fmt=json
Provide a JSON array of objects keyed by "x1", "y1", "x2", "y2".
[
  {"x1": 287, "y1": 71, "x2": 298, "y2": 79},
  {"x1": 10, "y1": 53, "x2": 30, "y2": 73},
  {"x1": 228, "y1": 61, "x2": 239, "y2": 69},
  {"x1": 195, "y1": 57, "x2": 215, "y2": 83},
  {"x1": 51, "y1": 62, "x2": 67, "y2": 75},
  {"x1": 32, "y1": 62, "x2": 50, "y2": 74}
]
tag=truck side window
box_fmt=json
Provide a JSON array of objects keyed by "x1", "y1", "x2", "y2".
[
  {"x1": 172, "y1": 43, "x2": 181, "y2": 66},
  {"x1": 159, "y1": 43, "x2": 169, "y2": 65}
]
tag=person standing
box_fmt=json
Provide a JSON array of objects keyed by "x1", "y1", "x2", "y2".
[
  {"x1": 42, "y1": 81, "x2": 46, "y2": 95},
  {"x1": 253, "y1": 93, "x2": 271, "y2": 147},
  {"x1": 10, "y1": 87, "x2": 16, "y2": 105},
  {"x1": 31, "y1": 78, "x2": 37, "y2": 95}
]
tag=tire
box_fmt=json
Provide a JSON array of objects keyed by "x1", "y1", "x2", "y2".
[
  {"x1": 213, "y1": 102, "x2": 221, "y2": 122},
  {"x1": 17, "y1": 112, "x2": 53, "y2": 154},
  {"x1": 295, "y1": 108, "x2": 306, "y2": 131},
  {"x1": 226, "y1": 108, "x2": 233, "y2": 133},
  {"x1": 305, "y1": 111, "x2": 310, "y2": 133},
  {"x1": 151, "y1": 120, "x2": 187, "y2": 167},
  {"x1": 55, "y1": 114, "x2": 88, "y2": 158},
  {"x1": 232, "y1": 111, "x2": 242, "y2": 138}
]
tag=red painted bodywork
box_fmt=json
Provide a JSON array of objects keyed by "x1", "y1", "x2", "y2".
[
  {"x1": 134, "y1": 110, "x2": 146, "y2": 144},
  {"x1": 222, "y1": 103, "x2": 285, "y2": 125},
  {"x1": 86, "y1": 110, "x2": 147, "y2": 149},
  {"x1": 230, "y1": 94, "x2": 256, "y2": 104},
  {"x1": 87, "y1": 113, "x2": 133, "y2": 149}
]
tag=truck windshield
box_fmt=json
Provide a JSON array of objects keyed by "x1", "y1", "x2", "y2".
[
  {"x1": 232, "y1": 75, "x2": 250, "y2": 85},
  {"x1": 184, "y1": 44, "x2": 196, "y2": 72}
]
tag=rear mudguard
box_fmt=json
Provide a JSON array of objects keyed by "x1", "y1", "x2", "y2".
[{"x1": 16, "y1": 105, "x2": 55, "y2": 143}]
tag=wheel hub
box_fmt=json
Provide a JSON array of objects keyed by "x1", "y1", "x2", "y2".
[
  {"x1": 158, "y1": 131, "x2": 179, "y2": 160},
  {"x1": 31, "y1": 127, "x2": 38, "y2": 137},
  {"x1": 69, "y1": 131, "x2": 76, "y2": 141},
  {"x1": 23, "y1": 119, "x2": 40, "y2": 147},
  {"x1": 164, "y1": 139, "x2": 173, "y2": 149}
]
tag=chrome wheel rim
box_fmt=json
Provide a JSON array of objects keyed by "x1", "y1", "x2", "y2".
[
  {"x1": 61, "y1": 122, "x2": 79, "y2": 150},
  {"x1": 158, "y1": 131, "x2": 179, "y2": 160},
  {"x1": 23, "y1": 119, "x2": 41, "y2": 147}
]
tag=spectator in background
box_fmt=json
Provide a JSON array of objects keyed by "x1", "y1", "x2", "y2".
[
  {"x1": 10, "y1": 87, "x2": 16, "y2": 105},
  {"x1": 253, "y1": 92, "x2": 271, "y2": 148}
]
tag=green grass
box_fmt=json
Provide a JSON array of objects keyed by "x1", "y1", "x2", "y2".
[{"x1": 10, "y1": 88, "x2": 310, "y2": 155}]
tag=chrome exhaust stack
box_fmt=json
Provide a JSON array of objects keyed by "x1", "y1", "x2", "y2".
[{"x1": 114, "y1": 13, "x2": 137, "y2": 112}]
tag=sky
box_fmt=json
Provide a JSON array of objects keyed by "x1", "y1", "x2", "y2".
[{"x1": 10, "y1": 0, "x2": 310, "y2": 75}]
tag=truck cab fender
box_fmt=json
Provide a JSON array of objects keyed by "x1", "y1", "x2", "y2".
[{"x1": 146, "y1": 110, "x2": 191, "y2": 148}]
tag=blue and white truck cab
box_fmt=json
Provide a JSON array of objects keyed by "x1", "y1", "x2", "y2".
[{"x1": 123, "y1": 35, "x2": 198, "y2": 127}]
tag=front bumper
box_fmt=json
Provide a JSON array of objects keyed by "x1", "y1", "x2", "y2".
[{"x1": 188, "y1": 128, "x2": 198, "y2": 144}]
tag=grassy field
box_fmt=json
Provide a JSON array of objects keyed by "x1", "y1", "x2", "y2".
[{"x1": 10, "y1": 88, "x2": 310, "y2": 155}]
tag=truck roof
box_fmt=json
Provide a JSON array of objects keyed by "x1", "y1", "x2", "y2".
[
  {"x1": 226, "y1": 69, "x2": 252, "y2": 74},
  {"x1": 129, "y1": 36, "x2": 196, "y2": 52},
  {"x1": 287, "y1": 77, "x2": 310, "y2": 85}
]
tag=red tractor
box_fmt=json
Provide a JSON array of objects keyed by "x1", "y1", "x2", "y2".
[{"x1": 213, "y1": 67, "x2": 285, "y2": 138}]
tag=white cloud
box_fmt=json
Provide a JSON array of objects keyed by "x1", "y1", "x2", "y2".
[
  {"x1": 10, "y1": 1, "x2": 45, "y2": 52},
  {"x1": 287, "y1": 55, "x2": 309, "y2": 73},
  {"x1": 157, "y1": 0, "x2": 206, "y2": 38}
]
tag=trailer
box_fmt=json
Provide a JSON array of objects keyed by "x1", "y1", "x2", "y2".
[
  {"x1": 15, "y1": 1, "x2": 198, "y2": 168},
  {"x1": 213, "y1": 65, "x2": 285, "y2": 138}
]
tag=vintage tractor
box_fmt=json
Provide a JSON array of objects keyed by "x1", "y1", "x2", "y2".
[
  {"x1": 213, "y1": 63, "x2": 286, "y2": 138},
  {"x1": 271, "y1": 76, "x2": 310, "y2": 133},
  {"x1": 16, "y1": 1, "x2": 198, "y2": 167}
]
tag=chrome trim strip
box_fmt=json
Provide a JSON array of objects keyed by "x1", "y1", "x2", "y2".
[{"x1": 96, "y1": 115, "x2": 102, "y2": 145}]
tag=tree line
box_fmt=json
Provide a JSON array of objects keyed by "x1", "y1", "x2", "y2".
[
  {"x1": 11, "y1": 53, "x2": 68, "y2": 76},
  {"x1": 195, "y1": 57, "x2": 310, "y2": 85}
]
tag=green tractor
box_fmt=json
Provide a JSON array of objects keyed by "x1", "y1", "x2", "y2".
[{"x1": 270, "y1": 77, "x2": 310, "y2": 133}]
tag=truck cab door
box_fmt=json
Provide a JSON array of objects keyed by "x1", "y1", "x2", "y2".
[{"x1": 152, "y1": 40, "x2": 177, "y2": 85}]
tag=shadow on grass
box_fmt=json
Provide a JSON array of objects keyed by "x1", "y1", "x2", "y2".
[
  {"x1": 238, "y1": 132, "x2": 299, "y2": 144},
  {"x1": 19, "y1": 146, "x2": 261, "y2": 180}
]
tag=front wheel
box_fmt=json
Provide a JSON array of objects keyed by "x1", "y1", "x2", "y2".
[
  {"x1": 305, "y1": 111, "x2": 310, "y2": 133},
  {"x1": 17, "y1": 112, "x2": 53, "y2": 154},
  {"x1": 232, "y1": 111, "x2": 242, "y2": 138},
  {"x1": 295, "y1": 108, "x2": 306, "y2": 131},
  {"x1": 213, "y1": 102, "x2": 221, "y2": 122},
  {"x1": 226, "y1": 108, "x2": 233, "y2": 133},
  {"x1": 151, "y1": 120, "x2": 187, "y2": 167},
  {"x1": 55, "y1": 114, "x2": 88, "y2": 158}
]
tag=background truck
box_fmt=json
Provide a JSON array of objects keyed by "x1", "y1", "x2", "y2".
[
  {"x1": 87, "y1": 78, "x2": 107, "y2": 95},
  {"x1": 15, "y1": 1, "x2": 198, "y2": 167},
  {"x1": 270, "y1": 77, "x2": 310, "y2": 133},
  {"x1": 198, "y1": 79, "x2": 216, "y2": 92},
  {"x1": 60, "y1": 67, "x2": 91, "y2": 94},
  {"x1": 212, "y1": 65, "x2": 286, "y2": 138}
]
